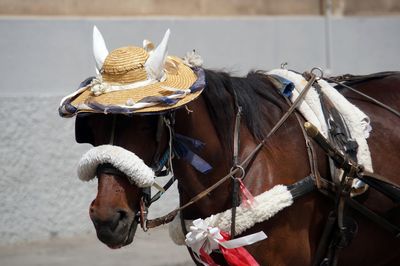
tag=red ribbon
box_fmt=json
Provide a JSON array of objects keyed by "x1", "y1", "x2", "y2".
[
  {"x1": 219, "y1": 231, "x2": 259, "y2": 266},
  {"x1": 198, "y1": 231, "x2": 260, "y2": 266},
  {"x1": 239, "y1": 179, "x2": 257, "y2": 208},
  {"x1": 200, "y1": 248, "x2": 219, "y2": 266}
]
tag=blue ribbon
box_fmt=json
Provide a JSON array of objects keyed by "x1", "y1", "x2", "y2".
[
  {"x1": 270, "y1": 74, "x2": 295, "y2": 97},
  {"x1": 190, "y1": 68, "x2": 206, "y2": 93},
  {"x1": 138, "y1": 96, "x2": 179, "y2": 106},
  {"x1": 79, "y1": 76, "x2": 95, "y2": 88},
  {"x1": 174, "y1": 134, "x2": 212, "y2": 174}
]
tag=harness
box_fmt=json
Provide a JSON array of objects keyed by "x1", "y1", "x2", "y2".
[
  {"x1": 97, "y1": 69, "x2": 400, "y2": 265},
  {"x1": 139, "y1": 71, "x2": 313, "y2": 228}
]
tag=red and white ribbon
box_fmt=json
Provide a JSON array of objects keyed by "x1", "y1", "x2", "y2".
[{"x1": 185, "y1": 219, "x2": 267, "y2": 266}]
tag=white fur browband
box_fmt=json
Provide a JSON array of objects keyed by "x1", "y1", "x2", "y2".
[
  {"x1": 169, "y1": 185, "x2": 294, "y2": 245},
  {"x1": 77, "y1": 145, "x2": 155, "y2": 187}
]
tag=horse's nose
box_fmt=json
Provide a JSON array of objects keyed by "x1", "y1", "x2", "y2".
[{"x1": 89, "y1": 201, "x2": 129, "y2": 232}]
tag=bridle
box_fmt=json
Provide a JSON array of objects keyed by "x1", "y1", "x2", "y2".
[
  {"x1": 95, "y1": 111, "x2": 179, "y2": 232},
  {"x1": 138, "y1": 113, "x2": 177, "y2": 231}
]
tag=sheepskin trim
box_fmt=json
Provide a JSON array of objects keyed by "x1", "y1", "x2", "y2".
[
  {"x1": 169, "y1": 184, "x2": 293, "y2": 245},
  {"x1": 268, "y1": 69, "x2": 373, "y2": 193},
  {"x1": 77, "y1": 145, "x2": 155, "y2": 188}
]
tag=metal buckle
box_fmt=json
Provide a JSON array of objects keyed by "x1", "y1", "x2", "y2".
[
  {"x1": 138, "y1": 197, "x2": 148, "y2": 232},
  {"x1": 230, "y1": 165, "x2": 246, "y2": 180},
  {"x1": 311, "y1": 67, "x2": 324, "y2": 80}
]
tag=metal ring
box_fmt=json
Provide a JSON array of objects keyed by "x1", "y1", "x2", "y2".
[
  {"x1": 230, "y1": 165, "x2": 245, "y2": 180},
  {"x1": 280, "y1": 62, "x2": 288, "y2": 69},
  {"x1": 310, "y1": 67, "x2": 324, "y2": 80}
]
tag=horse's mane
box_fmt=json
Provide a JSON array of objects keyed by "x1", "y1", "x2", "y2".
[{"x1": 202, "y1": 69, "x2": 287, "y2": 153}]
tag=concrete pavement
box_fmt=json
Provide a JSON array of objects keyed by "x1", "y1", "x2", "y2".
[{"x1": 0, "y1": 226, "x2": 194, "y2": 266}]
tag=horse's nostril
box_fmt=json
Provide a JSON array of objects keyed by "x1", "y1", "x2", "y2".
[
  {"x1": 94, "y1": 210, "x2": 129, "y2": 231},
  {"x1": 117, "y1": 210, "x2": 128, "y2": 221},
  {"x1": 105, "y1": 209, "x2": 129, "y2": 231},
  {"x1": 89, "y1": 200, "x2": 95, "y2": 214}
]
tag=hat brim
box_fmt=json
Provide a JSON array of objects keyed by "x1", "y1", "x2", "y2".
[{"x1": 59, "y1": 59, "x2": 204, "y2": 117}]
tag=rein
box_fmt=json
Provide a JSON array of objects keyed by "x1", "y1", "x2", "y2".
[
  {"x1": 325, "y1": 76, "x2": 400, "y2": 119},
  {"x1": 145, "y1": 70, "x2": 320, "y2": 229}
]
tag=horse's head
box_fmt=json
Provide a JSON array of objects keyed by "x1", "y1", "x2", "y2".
[
  {"x1": 58, "y1": 26, "x2": 206, "y2": 248},
  {"x1": 78, "y1": 113, "x2": 168, "y2": 248}
]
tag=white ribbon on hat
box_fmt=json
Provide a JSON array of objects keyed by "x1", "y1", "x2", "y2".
[{"x1": 185, "y1": 218, "x2": 267, "y2": 256}]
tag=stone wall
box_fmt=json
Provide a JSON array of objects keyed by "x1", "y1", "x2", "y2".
[
  {"x1": 1, "y1": 16, "x2": 399, "y2": 244},
  {"x1": 0, "y1": 0, "x2": 400, "y2": 16}
]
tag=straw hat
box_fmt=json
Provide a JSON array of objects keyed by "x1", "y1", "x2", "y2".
[{"x1": 59, "y1": 27, "x2": 205, "y2": 117}]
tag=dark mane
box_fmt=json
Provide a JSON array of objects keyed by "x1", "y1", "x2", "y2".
[{"x1": 202, "y1": 69, "x2": 287, "y2": 153}]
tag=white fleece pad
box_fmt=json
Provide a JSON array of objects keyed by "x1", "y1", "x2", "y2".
[
  {"x1": 169, "y1": 185, "x2": 293, "y2": 245},
  {"x1": 268, "y1": 69, "x2": 373, "y2": 179},
  {"x1": 77, "y1": 145, "x2": 155, "y2": 187}
]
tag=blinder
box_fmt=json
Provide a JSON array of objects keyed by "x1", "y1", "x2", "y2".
[
  {"x1": 75, "y1": 113, "x2": 116, "y2": 145},
  {"x1": 75, "y1": 113, "x2": 95, "y2": 144}
]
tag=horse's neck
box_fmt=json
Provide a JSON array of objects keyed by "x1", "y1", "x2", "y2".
[
  {"x1": 173, "y1": 98, "x2": 319, "y2": 219},
  {"x1": 173, "y1": 99, "x2": 233, "y2": 218}
]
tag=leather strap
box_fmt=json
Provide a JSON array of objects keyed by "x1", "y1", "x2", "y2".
[
  {"x1": 325, "y1": 75, "x2": 400, "y2": 118},
  {"x1": 328, "y1": 71, "x2": 399, "y2": 85},
  {"x1": 146, "y1": 72, "x2": 319, "y2": 229},
  {"x1": 231, "y1": 103, "x2": 243, "y2": 238}
]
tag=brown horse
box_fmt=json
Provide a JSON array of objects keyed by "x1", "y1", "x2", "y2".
[{"x1": 79, "y1": 69, "x2": 400, "y2": 265}]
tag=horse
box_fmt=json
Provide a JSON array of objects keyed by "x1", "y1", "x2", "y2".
[{"x1": 78, "y1": 69, "x2": 400, "y2": 265}]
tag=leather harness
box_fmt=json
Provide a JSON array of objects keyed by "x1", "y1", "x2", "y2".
[{"x1": 96, "y1": 69, "x2": 400, "y2": 266}]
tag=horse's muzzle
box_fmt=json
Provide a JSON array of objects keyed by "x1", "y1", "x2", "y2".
[{"x1": 90, "y1": 202, "x2": 139, "y2": 248}]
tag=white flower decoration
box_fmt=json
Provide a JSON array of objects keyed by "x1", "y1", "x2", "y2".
[
  {"x1": 183, "y1": 50, "x2": 203, "y2": 68},
  {"x1": 185, "y1": 218, "x2": 223, "y2": 254},
  {"x1": 90, "y1": 76, "x2": 108, "y2": 96}
]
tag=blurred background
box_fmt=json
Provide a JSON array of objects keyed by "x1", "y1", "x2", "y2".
[{"x1": 0, "y1": 0, "x2": 399, "y2": 265}]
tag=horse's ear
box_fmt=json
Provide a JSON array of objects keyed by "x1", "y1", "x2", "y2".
[
  {"x1": 93, "y1": 25, "x2": 109, "y2": 72},
  {"x1": 145, "y1": 29, "x2": 170, "y2": 81}
]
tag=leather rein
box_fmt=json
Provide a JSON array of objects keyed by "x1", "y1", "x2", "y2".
[{"x1": 143, "y1": 69, "x2": 321, "y2": 230}]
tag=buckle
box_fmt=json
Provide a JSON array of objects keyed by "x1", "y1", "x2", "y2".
[{"x1": 230, "y1": 165, "x2": 246, "y2": 180}]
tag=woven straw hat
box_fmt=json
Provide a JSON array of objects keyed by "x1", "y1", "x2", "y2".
[{"x1": 59, "y1": 27, "x2": 205, "y2": 117}]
